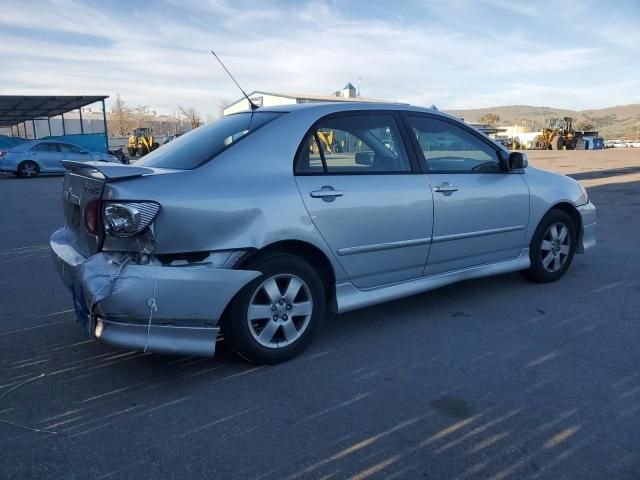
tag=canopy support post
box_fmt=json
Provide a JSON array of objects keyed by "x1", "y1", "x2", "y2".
[{"x1": 102, "y1": 99, "x2": 109, "y2": 152}]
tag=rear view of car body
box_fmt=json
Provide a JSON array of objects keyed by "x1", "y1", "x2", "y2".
[{"x1": 49, "y1": 110, "x2": 323, "y2": 357}]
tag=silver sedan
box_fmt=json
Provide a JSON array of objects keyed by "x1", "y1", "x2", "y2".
[
  {"x1": 50, "y1": 103, "x2": 596, "y2": 364},
  {"x1": 0, "y1": 140, "x2": 118, "y2": 177}
]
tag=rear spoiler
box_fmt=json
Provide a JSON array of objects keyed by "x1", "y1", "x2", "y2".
[{"x1": 62, "y1": 160, "x2": 155, "y2": 180}]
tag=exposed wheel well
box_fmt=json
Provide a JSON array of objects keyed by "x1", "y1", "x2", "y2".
[
  {"x1": 237, "y1": 240, "x2": 337, "y2": 307},
  {"x1": 549, "y1": 202, "x2": 582, "y2": 244}
]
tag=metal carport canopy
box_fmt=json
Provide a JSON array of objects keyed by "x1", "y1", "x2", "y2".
[{"x1": 0, "y1": 95, "x2": 108, "y2": 127}]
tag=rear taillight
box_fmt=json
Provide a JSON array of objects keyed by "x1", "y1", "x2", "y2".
[
  {"x1": 102, "y1": 202, "x2": 160, "y2": 237},
  {"x1": 84, "y1": 199, "x2": 101, "y2": 236},
  {"x1": 0, "y1": 151, "x2": 6, "y2": 158}
]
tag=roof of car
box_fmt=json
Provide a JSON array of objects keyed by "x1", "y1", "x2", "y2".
[{"x1": 233, "y1": 101, "x2": 462, "y2": 123}]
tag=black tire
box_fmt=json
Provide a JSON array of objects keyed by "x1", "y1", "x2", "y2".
[
  {"x1": 223, "y1": 253, "x2": 325, "y2": 364},
  {"x1": 567, "y1": 137, "x2": 578, "y2": 150},
  {"x1": 17, "y1": 160, "x2": 40, "y2": 178},
  {"x1": 533, "y1": 136, "x2": 546, "y2": 150},
  {"x1": 127, "y1": 147, "x2": 136, "y2": 157},
  {"x1": 554, "y1": 136, "x2": 565, "y2": 151},
  {"x1": 523, "y1": 209, "x2": 576, "y2": 283}
]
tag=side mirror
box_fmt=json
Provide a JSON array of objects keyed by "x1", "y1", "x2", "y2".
[
  {"x1": 508, "y1": 151, "x2": 527, "y2": 170},
  {"x1": 355, "y1": 151, "x2": 373, "y2": 166}
]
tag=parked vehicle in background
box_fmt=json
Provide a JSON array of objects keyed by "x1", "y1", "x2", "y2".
[
  {"x1": 163, "y1": 133, "x2": 183, "y2": 145},
  {"x1": 533, "y1": 117, "x2": 579, "y2": 150},
  {"x1": 127, "y1": 127, "x2": 158, "y2": 156},
  {"x1": 50, "y1": 103, "x2": 596, "y2": 364},
  {"x1": 0, "y1": 140, "x2": 119, "y2": 177},
  {"x1": 109, "y1": 147, "x2": 130, "y2": 164}
]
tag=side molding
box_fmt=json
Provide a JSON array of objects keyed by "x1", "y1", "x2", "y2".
[{"x1": 335, "y1": 248, "x2": 530, "y2": 313}]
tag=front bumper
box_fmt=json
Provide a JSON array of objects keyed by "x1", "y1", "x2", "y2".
[
  {"x1": 50, "y1": 227, "x2": 260, "y2": 357},
  {"x1": 577, "y1": 201, "x2": 596, "y2": 253}
]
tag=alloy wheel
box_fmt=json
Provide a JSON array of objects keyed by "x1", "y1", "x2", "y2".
[
  {"x1": 247, "y1": 274, "x2": 313, "y2": 348},
  {"x1": 21, "y1": 163, "x2": 38, "y2": 177},
  {"x1": 540, "y1": 222, "x2": 571, "y2": 272}
]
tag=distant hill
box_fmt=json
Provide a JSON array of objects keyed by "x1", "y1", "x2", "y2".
[{"x1": 444, "y1": 104, "x2": 640, "y2": 139}]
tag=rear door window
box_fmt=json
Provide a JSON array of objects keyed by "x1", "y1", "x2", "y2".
[
  {"x1": 296, "y1": 114, "x2": 411, "y2": 174},
  {"x1": 59, "y1": 143, "x2": 84, "y2": 153},
  {"x1": 137, "y1": 112, "x2": 284, "y2": 169},
  {"x1": 32, "y1": 143, "x2": 60, "y2": 152}
]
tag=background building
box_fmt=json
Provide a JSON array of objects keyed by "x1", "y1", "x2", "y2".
[{"x1": 223, "y1": 82, "x2": 396, "y2": 115}]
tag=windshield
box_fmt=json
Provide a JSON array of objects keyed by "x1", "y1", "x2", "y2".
[{"x1": 136, "y1": 112, "x2": 284, "y2": 169}]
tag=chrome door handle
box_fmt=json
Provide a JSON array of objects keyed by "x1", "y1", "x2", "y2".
[
  {"x1": 434, "y1": 182, "x2": 459, "y2": 196},
  {"x1": 310, "y1": 186, "x2": 343, "y2": 200}
]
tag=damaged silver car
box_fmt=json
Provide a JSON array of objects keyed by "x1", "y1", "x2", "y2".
[{"x1": 50, "y1": 103, "x2": 596, "y2": 364}]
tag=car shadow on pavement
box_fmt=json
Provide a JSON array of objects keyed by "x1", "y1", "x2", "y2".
[{"x1": 568, "y1": 164, "x2": 640, "y2": 181}]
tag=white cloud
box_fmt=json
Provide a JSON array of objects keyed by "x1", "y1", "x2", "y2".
[{"x1": 0, "y1": 0, "x2": 637, "y2": 115}]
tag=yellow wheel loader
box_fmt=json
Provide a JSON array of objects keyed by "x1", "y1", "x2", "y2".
[
  {"x1": 311, "y1": 130, "x2": 344, "y2": 154},
  {"x1": 533, "y1": 117, "x2": 579, "y2": 150},
  {"x1": 127, "y1": 127, "x2": 159, "y2": 157}
]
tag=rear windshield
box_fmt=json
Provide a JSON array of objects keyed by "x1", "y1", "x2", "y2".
[{"x1": 136, "y1": 112, "x2": 283, "y2": 169}]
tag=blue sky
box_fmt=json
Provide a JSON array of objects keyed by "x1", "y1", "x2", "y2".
[{"x1": 1, "y1": 0, "x2": 639, "y2": 116}]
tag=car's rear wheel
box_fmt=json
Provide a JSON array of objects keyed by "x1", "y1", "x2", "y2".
[
  {"x1": 224, "y1": 253, "x2": 325, "y2": 364},
  {"x1": 18, "y1": 160, "x2": 40, "y2": 178},
  {"x1": 523, "y1": 209, "x2": 576, "y2": 283}
]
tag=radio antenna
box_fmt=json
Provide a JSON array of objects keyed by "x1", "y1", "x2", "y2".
[{"x1": 211, "y1": 50, "x2": 259, "y2": 110}]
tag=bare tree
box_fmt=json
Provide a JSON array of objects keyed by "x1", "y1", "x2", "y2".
[
  {"x1": 179, "y1": 106, "x2": 202, "y2": 129},
  {"x1": 108, "y1": 94, "x2": 135, "y2": 136},
  {"x1": 132, "y1": 105, "x2": 155, "y2": 127},
  {"x1": 576, "y1": 120, "x2": 595, "y2": 131},
  {"x1": 478, "y1": 113, "x2": 501, "y2": 126},
  {"x1": 172, "y1": 109, "x2": 183, "y2": 134}
]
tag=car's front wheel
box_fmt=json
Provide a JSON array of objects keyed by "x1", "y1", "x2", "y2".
[
  {"x1": 224, "y1": 253, "x2": 325, "y2": 364},
  {"x1": 18, "y1": 160, "x2": 40, "y2": 178},
  {"x1": 523, "y1": 209, "x2": 576, "y2": 283}
]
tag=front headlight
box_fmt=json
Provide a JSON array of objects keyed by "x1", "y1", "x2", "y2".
[{"x1": 103, "y1": 202, "x2": 160, "y2": 237}]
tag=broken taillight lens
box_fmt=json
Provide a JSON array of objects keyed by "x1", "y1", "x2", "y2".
[{"x1": 84, "y1": 199, "x2": 101, "y2": 236}]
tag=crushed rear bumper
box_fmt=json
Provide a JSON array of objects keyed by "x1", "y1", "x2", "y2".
[{"x1": 50, "y1": 227, "x2": 260, "y2": 357}]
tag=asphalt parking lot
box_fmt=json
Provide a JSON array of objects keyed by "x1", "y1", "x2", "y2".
[{"x1": 1, "y1": 149, "x2": 639, "y2": 479}]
